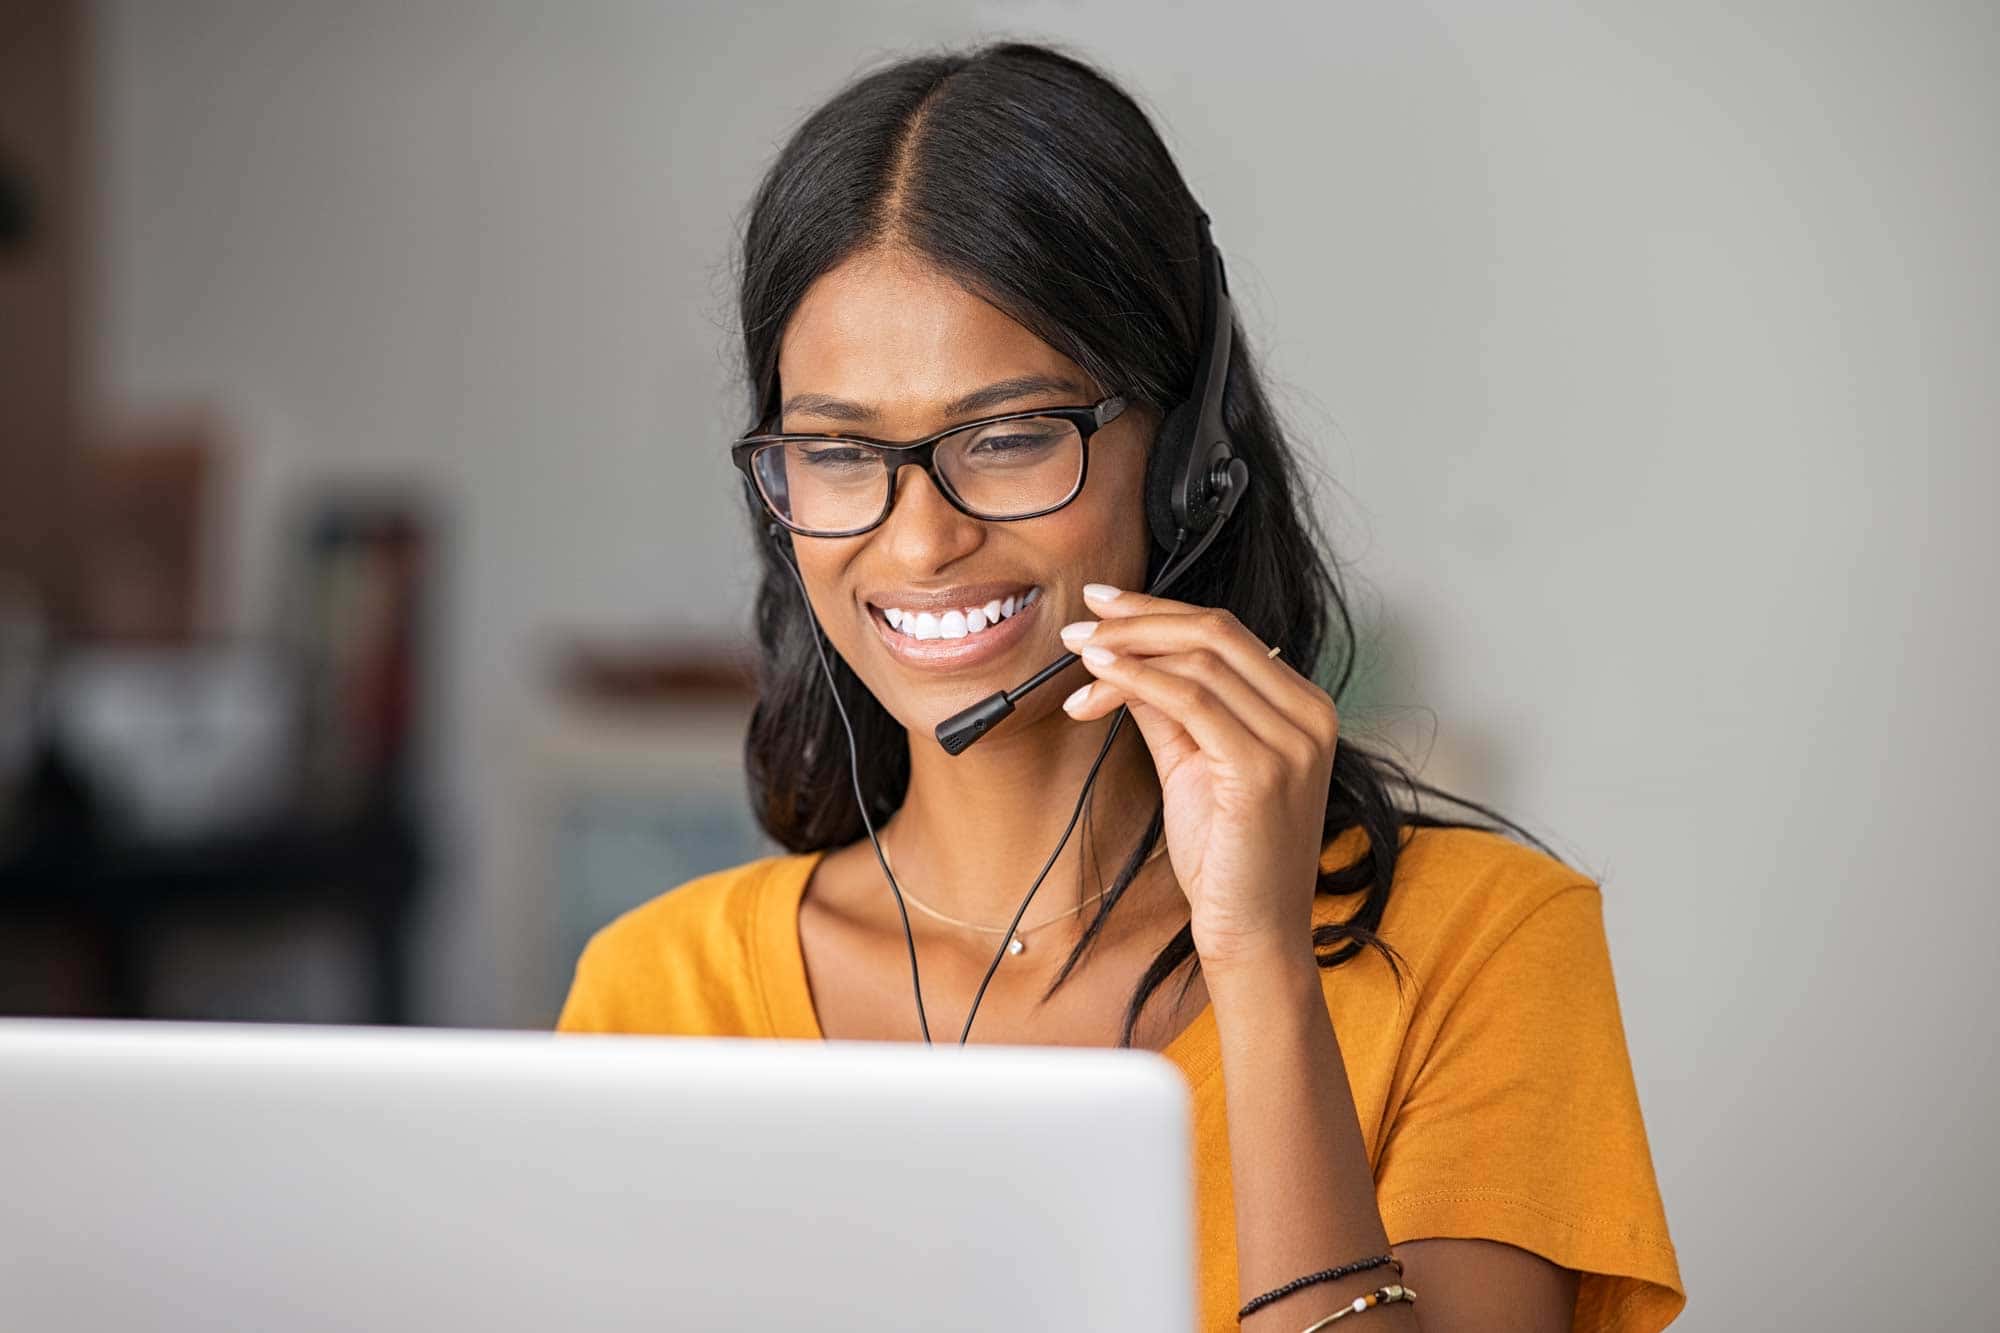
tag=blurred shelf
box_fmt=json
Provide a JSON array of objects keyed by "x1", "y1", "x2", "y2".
[{"x1": 0, "y1": 808, "x2": 427, "y2": 1024}]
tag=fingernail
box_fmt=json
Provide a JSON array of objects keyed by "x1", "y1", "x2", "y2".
[
  {"x1": 1082, "y1": 583, "x2": 1122, "y2": 604},
  {"x1": 1062, "y1": 683, "x2": 1092, "y2": 712},
  {"x1": 1059, "y1": 620, "x2": 1097, "y2": 643},
  {"x1": 1079, "y1": 644, "x2": 1116, "y2": 667}
]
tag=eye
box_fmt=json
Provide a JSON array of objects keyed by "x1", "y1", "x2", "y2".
[
  {"x1": 964, "y1": 426, "x2": 1067, "y2": 459},
  {"x1": 797, "y1": 445, "x2": 876, "y2": 468}
]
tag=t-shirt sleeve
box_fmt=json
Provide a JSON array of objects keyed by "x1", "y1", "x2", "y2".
[{"x1": 1373, "y1": 884, "x2": 1686, "y2": 1332}]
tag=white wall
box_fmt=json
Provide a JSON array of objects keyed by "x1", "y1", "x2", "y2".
[{"x1": 94, "y1": 2, "x2": 1998, "y2": 1327}]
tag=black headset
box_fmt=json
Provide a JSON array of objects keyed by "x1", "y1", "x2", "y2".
[{"x1": 762, "y1": 210, "x2": 1249, "y2": 1043}]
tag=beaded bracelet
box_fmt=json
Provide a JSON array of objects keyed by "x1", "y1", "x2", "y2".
[
  {"x1": 1296, "y1": 1283, "x2": 1418, "y2": 1330},
  {"x1": 1238, "y1": 1253, "x2": 1403, "y2": 1320}
]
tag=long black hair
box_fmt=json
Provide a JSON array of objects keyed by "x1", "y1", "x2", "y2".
[{"x1": 733, "y1": 39, "x2": 1565, "y2": 1044}]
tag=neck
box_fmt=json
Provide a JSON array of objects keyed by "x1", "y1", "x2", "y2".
[{"x1": 877, "y1": 705, "x2": 1167, "y2": 934}]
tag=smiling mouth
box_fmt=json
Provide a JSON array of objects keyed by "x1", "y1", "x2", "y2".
[
  {"x1": 865, "y1": 586, "x2": 1045, "y2": 671},
  {"x1": 872, "y1": 586, "x2": 1041, "y2": 642}
]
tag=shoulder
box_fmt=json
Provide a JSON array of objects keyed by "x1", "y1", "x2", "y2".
[
  {"x1": 1319, "y1": 819, "x2": 1595, "y2": 916},
  {"x1": 1388, "y1": 824, "x2": 1595, "y2": 929},
  {"x1": 1315, "y1": 823, "x2": 1601, "y2": 991},
  {"x1": 581, "y1": 852, "x2": 792, "y2": 965},
  {"x1": 557, "y1": 850, "x2": 807, "y2": 1035}
]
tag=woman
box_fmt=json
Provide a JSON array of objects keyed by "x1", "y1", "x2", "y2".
[{"x1": 559, "y1": 40, "x2": 1685, "y2": 1332}]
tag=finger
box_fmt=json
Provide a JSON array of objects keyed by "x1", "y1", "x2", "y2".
[
  {"x1": 1064, "y1": 644, "x2": 1283, "y2": 780},
  {"x1": 1063, "y1": 681, "x2": 1203, "y2": 784},
  {"x1": 1062, "y1": 675, "x2": 1139, "y2": 723},
  {"x1": 1066, "y1": 595, "x2": 1333, "y2": 729},
  {"x1": 1081, "y1": 582, "x2": 1202, "y2": 620},
  {"x1": 1074, "y1": 644, "x2": 1320, "y2": 767}
]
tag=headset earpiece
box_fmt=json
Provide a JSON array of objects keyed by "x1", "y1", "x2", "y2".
[{"x1": 1141, "y1": 211, "x2": 1239, "y2": 560}]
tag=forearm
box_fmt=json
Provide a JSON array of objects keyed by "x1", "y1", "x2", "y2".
[{"x1": 1207, "y1": 950, "x2": 1421, "y2": 1331}]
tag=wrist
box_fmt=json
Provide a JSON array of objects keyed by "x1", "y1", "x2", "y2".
[
  {"x1": 1203, "y1": 944, "x2": 1336, "y2": 1064},
  {"x1": 1198, "y1": 939, "x2": 1321, "y2": 994}
]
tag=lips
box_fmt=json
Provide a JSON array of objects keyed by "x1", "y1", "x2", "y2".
[{"x1": 867, "y1": 587, "x2": 1044, "y2": 672}]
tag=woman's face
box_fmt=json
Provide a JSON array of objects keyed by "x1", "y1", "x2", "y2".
[{"x1": 775, "y1": 245, "x2": 1157, "y2": 737}]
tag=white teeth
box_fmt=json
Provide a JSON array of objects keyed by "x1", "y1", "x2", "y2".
[{"x1": 882, "y1": 587, "x2": 1039, "y2": 642}]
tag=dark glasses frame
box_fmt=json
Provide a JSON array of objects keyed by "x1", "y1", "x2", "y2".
[{"x1": 731, "y1": 394, "x2": 1130, "y2": 538}]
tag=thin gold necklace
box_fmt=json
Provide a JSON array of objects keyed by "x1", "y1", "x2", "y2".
[{"x1": 879, "y1": 837, "x2": 1167, "y2": 957}]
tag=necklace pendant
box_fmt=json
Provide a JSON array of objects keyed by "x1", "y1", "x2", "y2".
[{"x1": 1006, "y1": 936, "x2": 1025, "y2": 956}]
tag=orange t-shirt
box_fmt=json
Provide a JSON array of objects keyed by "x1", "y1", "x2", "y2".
[{"x1": 557, "y1": 825, "x2": 1686, "y2": 1331}]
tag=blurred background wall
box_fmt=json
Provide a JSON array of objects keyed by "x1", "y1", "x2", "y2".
[{"x1": 1, "y1": 1, "x2": 1993, "y2": 1327}]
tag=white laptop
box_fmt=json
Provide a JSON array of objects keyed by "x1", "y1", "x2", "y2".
[{"x1": 0, "y1": 1018, "x2": 1195, "y2": 1331}]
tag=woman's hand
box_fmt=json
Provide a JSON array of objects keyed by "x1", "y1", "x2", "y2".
[{"x1": 1058, "y1": 583, "x2": 1340, "y2": 972}]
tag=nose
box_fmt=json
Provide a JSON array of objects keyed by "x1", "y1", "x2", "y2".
[{"x1": 875, "y1": 460, "x2": 984, "y2": 567}]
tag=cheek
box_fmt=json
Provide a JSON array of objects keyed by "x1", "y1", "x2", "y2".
[
  {"x1": 1076, "y1": 457, "x2": 1156, "y2": 578},
  {"x1": 786, "y1": 540, "x2": 865, "y2": 630}
]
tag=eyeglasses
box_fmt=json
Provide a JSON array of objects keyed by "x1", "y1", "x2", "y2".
[{"x1": 731, "y1": 395, "x2": 1129, "y2": 538}]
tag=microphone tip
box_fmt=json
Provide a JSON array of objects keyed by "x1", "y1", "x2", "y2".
[{"x1": 936, "y1": 691, "x2": 1015, "y2": 756}]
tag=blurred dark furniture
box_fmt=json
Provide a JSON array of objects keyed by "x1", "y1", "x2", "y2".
[
  {"x1": 0, "y1": 485, "x2": 438, "y2": 1024},
  {"x1": 0, "y1": 759, "x2": 425, "y2": 1022}
]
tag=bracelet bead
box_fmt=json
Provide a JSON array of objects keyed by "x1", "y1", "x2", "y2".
[{"x1": 1238, "y1": 1253, "x2": 1403, "y2": 1321}]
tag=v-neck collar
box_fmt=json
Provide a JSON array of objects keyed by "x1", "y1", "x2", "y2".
[{"x1": 751, "y1": 847, "x2": 1223, "y2": 1088}]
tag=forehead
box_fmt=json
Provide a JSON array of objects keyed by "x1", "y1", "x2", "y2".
[{"x1": 777, "y1": 247, "x2": 1091, "y2": 432}]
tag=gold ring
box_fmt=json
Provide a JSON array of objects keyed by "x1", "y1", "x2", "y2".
[{"x1": 1266, "y1": 644, "x2": 1283, "y2": 660}]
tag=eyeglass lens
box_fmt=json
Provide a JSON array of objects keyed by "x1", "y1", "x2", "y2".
[{"x1": 752, "y1": 415, "x2": 1085, "y2": 534}]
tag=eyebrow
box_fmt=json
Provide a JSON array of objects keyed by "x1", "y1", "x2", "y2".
[{"x1": 780, "y1": 373, "x2": 1090, "y2": 426}]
